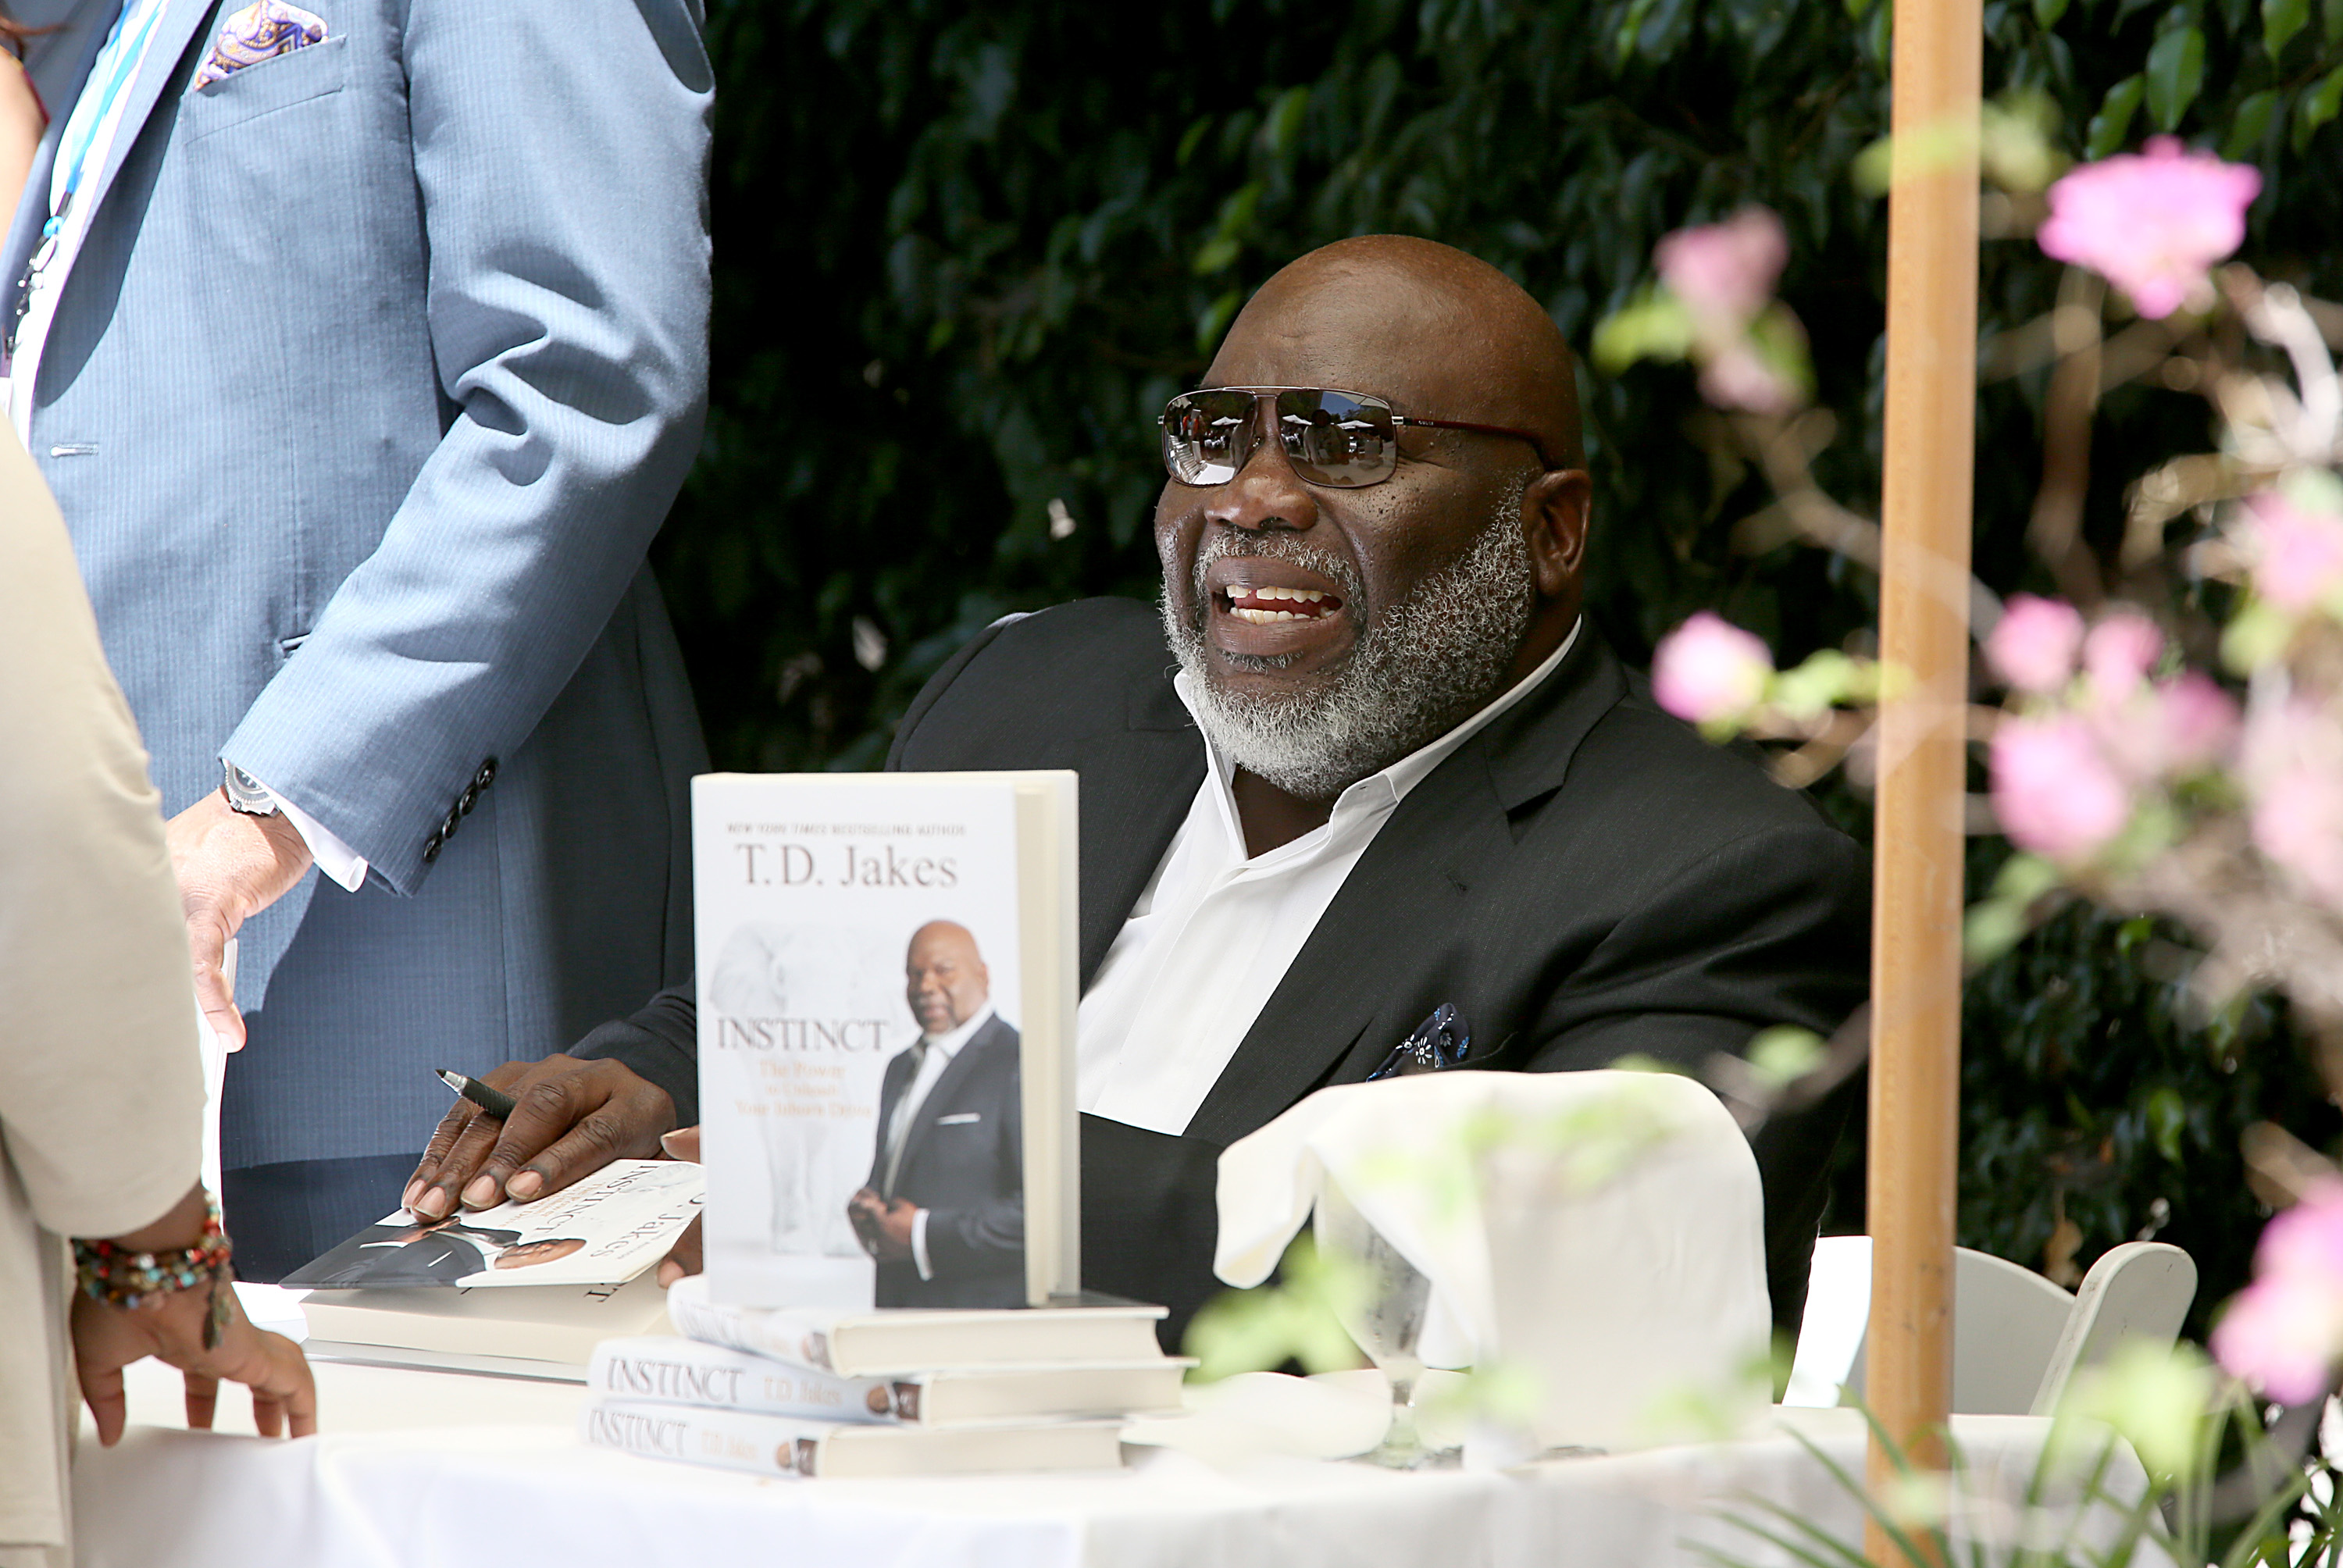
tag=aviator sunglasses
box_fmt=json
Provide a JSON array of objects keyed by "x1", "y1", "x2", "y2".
[{"x1": 1158, "y1": 386, "x2": 1558, "y2": 490}]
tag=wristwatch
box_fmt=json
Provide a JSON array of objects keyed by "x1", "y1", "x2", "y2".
[{"x1": 220, "y1": 761, "x2": 280, "y2": 817}]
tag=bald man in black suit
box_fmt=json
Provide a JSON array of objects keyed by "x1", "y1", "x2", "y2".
[{"x1": 412, "y1": 236, "x2": 1869, "y2": 1344}]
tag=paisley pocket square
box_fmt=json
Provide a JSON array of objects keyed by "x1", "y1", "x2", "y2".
[{"x1": 191, "y1": 1, "x2": 326, "y2": 91}]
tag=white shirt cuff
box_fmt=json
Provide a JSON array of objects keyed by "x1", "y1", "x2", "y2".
[
  {"x1": 244, "y1": 772, "x2": 369, "y2": 893},
  {"x1": 911, "y1": 1209, "x2": 934, "y2": 1281}
]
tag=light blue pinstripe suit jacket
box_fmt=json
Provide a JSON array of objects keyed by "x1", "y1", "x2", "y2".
[{"x1": 4, "y1": 0, "x2": 713, "y2": 1166}]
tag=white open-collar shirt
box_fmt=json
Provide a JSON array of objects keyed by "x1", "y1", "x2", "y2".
[{"x1": 1075, "y1": 619, "x2": 1581, "y2": 1135}]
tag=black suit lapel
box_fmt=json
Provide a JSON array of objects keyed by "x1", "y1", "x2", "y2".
[
  {"x1": 869, "y1": 1047, "x2": 918, "y2": 1192},
  {"x1": 1076, "y1": 668, "x2": 1204, "y2": 986},
  {"x1": 1183, "y1": 633, "x2": 1631, "y2": 1146},
  {"x1": 887, "y1": 1014, "x2": 1008, "y2": 1194}
]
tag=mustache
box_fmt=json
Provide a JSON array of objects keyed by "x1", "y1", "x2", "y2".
[{"x1": 1184, "y1": 530, "x2": 1366, "y2": 618}]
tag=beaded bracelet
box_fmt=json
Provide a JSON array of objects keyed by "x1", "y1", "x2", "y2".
[{"x1": 73, "y1": 1192, "x2": 234, "y2": 1349}]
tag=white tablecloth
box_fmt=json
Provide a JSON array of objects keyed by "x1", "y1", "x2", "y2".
[{"x1": 72, "y1": 1359, "x2": 2149, "y2": 1568}]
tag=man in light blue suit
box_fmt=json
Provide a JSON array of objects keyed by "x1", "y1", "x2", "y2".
[{"x1": 3, "y1": 0, "x2": 714, "y2": 1277}]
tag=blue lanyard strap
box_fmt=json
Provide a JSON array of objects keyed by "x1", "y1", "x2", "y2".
[
  {"x1": 45, "y1": 0, "x2": 166, "y2": 237},
  {"x1": 9, "y1": 0, "x2": 166, "y2": 357}
]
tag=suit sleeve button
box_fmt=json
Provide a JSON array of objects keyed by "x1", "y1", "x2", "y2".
[
  {"x1": 441, "y1": 807, "x2": 462, "y2": 840},
  {"x1": 459, "y1": 784, "x2": 479, "y2": 815},
  {"x1": 474, "y1": 757, "x2": 497, "y2": 790},
  {"x1": 423, "y1": 830, "x2": 444, "y2": 864}
]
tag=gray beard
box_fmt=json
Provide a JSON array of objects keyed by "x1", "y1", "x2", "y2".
[{"x1": 1160, "y1": 493, "x2": 1535, "y2": 802}]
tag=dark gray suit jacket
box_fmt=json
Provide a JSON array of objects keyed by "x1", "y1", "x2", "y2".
[
  {"x1": 866, "y1": 1014, "x2": 1025, "y2": 1309},
  {"x1": 583, "y1": 599, "x2": 1871, "y2": 1340}
]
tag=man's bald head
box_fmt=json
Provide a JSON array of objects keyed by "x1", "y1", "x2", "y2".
[
  {"x1": 905, "y1": 921, "x2": 989, "y2": 1036},
  {"x1": 1216, "y1": 236, "x2": 1583, "y2": 469},
  {"x1": 1154, "y1": 236, "x2": 1594, "y2": 807}
]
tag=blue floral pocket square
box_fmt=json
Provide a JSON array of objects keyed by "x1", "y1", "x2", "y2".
[
  {"x1": 192, "y1": 2, "x2": 326, "y2": 91},
  {"x1": 1365, "y1": 1003, "x2": 1472, "y2": 1080}
]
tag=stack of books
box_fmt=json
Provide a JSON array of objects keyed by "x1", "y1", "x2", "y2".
[{"x1": 580, "y1": 1275, "x2": 1187, "y2": 1477}]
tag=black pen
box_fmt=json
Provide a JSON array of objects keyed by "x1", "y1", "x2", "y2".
[{"x1": 436, "y1": 1067, "x2": 517, "y2": 1121}]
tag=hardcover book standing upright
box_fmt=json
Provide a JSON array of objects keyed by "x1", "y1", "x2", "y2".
[{"x1": 694, "y1": 772, "x2": 1080, "y2": 1310}]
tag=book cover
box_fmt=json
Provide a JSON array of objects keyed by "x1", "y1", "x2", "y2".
[
  {"x1": 589, "y1": 1334, "x2": 1189, "y2": 1423},
  {"x1": 662, "y1": 1274, "x2": 1169, "y2": 1376},
  {"x1": 580, "y1": 1398, "x2": 1126, "y2": 1478},
  {"x1": 590, "y1": 1335, "x2": 893, "y2": 1422},
  {"x1": 692, "y1": 772, "x2": 1078, "y2": 1311},
  {"x1": 282, "y1": 1159, "x2": 704, "y2": 1290}
]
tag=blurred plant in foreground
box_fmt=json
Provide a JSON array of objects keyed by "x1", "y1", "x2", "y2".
[{"x1": 1603, "y1": 96, "x2": 2343, "y2": 1553}]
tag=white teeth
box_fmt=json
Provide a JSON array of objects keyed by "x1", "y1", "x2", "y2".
[
  {"x1": 1230, "y1": 607, "x2": 1306, "y2": 625},
  {"x1": 1224, "y1": 585, "x2": 1332, "y2": 606}
]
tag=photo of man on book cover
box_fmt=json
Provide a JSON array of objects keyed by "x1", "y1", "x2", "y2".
[
  {"x1": 847, "y1": 921, "x2": 1026, "y2": 1308},
  {"x1": 288, "y1": 1217, "x2": 588, "y2": 1287}
]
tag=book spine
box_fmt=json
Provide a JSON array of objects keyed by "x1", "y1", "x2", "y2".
[
  {"x1": 580, "y1": 1399, "x2": 811, "y2": 1478},
  {"x1": 664, "y1": 1289, "x2": 836, "y2": 1373},
  {"x1": 590, "y1": 1343, "x2": 893, "y2": 1421}
]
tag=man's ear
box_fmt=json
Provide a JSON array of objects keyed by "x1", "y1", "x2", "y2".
[{"x1": 1521, "y1": 468, "x2": 1592, "y2": 598}]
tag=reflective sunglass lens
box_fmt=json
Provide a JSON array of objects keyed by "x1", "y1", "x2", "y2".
[
  {"x1": 1276, "y1": 390, "x2": 1394, "y2": 486},
  {"x1": 1161, "y1": 391, "x2": 1256, "y2": 485}
]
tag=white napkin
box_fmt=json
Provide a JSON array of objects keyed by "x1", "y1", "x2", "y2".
[{"x1": 1213, "y1": 1070, "x2": 1772, "y2": 1453}]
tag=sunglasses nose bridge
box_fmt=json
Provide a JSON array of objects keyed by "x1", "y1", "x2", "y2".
[{"x1": 1205, "y1": 428, "x2": 1321, "y2": 532}]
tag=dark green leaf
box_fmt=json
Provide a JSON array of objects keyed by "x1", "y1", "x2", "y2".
[
  {"x1": 2088, "y1": 73, "x2": 2147, "y2": 155},
  {"x1": 1264, "y1": 86, "x2": 1311, "y2": 158},
  {"x1": 2144, "y1": 25, "x2": 2206, "y2": 131},
  {"x1": 2220, "y1": 87, "x2": 2281, "y2": 156},
  {"x1": 2035, "y1": 0, "x2": 2071, "y2": 27},
  {"x1": 2296, "y1": 62, "x2": 2343, "y2": 151},
  {"x1": 2263, "y1": 0, "x2": 2309, "y2": 54},
  {"x1": 2145, "y1": 1086, "x2": 2188, "y2": 1163}
]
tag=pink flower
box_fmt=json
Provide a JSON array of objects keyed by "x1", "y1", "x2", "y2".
[
  {"x1": 2213, "y1": 1184, "x2": 2343, "y2": 1403},
  {"x1": 2037, "y1": 138, "x2": 2261, "y2": 319},
  {"x1": 2091, "y1": 671, "x2": 2241, "y2": 782},
  {"x1": 1652, "y1": 612, "x2": 1774, "y2": 725},
  {"x1": 2243, "y1": 700, "x2": 2343, "y2": 910},
  {"x1": 2082, "y1": 611, "x2": 2166, "y2": 697},
  {"x1": 2211, "y1": 1273, "x2": 2343, "y2": 1404},
  {"x1": 2241, "y1": 492, "x2": 2343, "y2": 614},
  {"x1": 1988, "y1": 715, "x2": 2134, "y2": 861},
  {"x1": 2252, "y1": 764, "x2": 2343, "y2": 912},
  {"x1": 1985, "y1": 594, "x2": 2085, "y2": 694},
  {"x1": 2256, "y1": 1181, "x2": 2343, "y2": 1282},
  {"x1": 1656, "y1": 208, "x2": 1788, "y2": 330},
  {"x1": 2150, "y1": 672, "x2": 2241, "y2": 775}
]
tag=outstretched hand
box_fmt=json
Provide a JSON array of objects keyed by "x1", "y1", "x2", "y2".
[{"x1": 405, "y1": 1055, "x2": 675, "y2": 1221}]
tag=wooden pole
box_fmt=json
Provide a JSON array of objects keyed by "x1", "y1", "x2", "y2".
[{"x1": 1867, "y1": 0, "x2": 1979, "y2": 1551}]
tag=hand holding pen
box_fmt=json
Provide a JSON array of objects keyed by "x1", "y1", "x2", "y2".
[{"x1": 402, "y1": 1055, "x2": 678, "y2": 1221}]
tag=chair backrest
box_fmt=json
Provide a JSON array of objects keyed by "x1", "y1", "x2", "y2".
[
  {"x1": 1783, "y1": 1236, "x2": 2197, "y2": 1416},
  {"x1": 2027, "y1": 1241, "x2": 2198, "y2": 1416}
]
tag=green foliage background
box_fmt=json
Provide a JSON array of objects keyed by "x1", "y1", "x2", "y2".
[{"x1": 658, "y1": 0, "x2": 2343, "y2": 1327}]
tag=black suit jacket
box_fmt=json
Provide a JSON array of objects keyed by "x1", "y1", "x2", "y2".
[
  {"x1": 582, "y1": 600, "x2": 1870, "y2": 1340},
  {"x1": 866, "y1": 1014, "x2": 1026, "y2": 1308}
]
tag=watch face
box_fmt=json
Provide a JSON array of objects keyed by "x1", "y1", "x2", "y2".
[{"x1": 223, "y1": 764, "x2": 276, "y2": 814}]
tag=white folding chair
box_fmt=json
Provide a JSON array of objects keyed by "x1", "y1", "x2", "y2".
[{"x1": 1782, "y1": 1235, "x2": 2197, "y2": 1416}]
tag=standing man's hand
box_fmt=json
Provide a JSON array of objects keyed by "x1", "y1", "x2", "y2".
[{"x1": 165, "y1": 792, "x2": 314, "y2": 1050}]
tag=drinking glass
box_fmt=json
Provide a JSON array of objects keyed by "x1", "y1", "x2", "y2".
[{"x1": 1313, "y1": 1182, "x2": 1454, "y2": 1470}]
